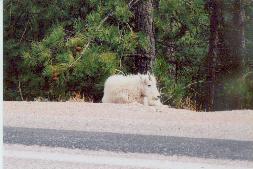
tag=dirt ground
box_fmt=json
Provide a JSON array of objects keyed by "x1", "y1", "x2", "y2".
[{"x1": 4, "y1": 101, "x2": 253, "y2": 141}]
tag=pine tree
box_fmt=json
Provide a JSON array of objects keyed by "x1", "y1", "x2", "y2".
[
  {"x1": 133, "y1": 0, "x2": 156, "y2": 73},
  {"x1": 3, "y1": 0, "x2": 253, "y2": 110}
]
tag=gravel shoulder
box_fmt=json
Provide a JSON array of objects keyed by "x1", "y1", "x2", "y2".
[{"x1": 3, "y1": 101, "x2": 253, "y2": 141}]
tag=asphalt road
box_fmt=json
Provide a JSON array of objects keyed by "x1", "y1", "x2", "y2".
[{"x1": 4, "y1": 126, "x2": 253, "y2": 161}]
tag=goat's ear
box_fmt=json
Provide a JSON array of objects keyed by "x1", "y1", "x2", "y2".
[
  {"x1": 138, "y1": 73, "x2": 142, "y2": 80},
  {"x1": 139, "y1": 75, "x2": 148, "y2": 85},
  {"x1": 138, "y1": 73, "x2": 144, "y2": 83}
]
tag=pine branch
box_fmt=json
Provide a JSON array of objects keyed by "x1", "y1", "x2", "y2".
[
  {"x1": 68, "y1": 0, "x2": 140, "y2": 68},
  {"x1": 183, "y1": 80, "x2": 205, "y2": 90},
  {"x1": 68, "y1": 12, "x2": 112, "y2": 68},
  {"x1": 18, "y1": 80, "x2": 24, "y2": 101},
  {"x1": 19, "y1": 21, "x2": 29, "y2": 43},
  {"x1": 68, "y1": 41, "x2": 91, "y2": 68}
]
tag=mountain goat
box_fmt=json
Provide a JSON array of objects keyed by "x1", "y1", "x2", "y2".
[{"x1": 102, "y1": 72, "x2": 162, "y2": 106}]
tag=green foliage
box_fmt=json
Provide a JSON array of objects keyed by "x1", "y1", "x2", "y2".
[
  {"x1": 153, "y1": 57, "x2": 185, "y2": 107},
  {"x1": 3, "y1": 0, "x2": 253, "y2": 110},
  {"x1": 114, "y1": 1, "x2": 132, "y2": 22},
  {"x1": 223, "y1": 72, "x2": 253, "y2": 109},
  {"x1": 21, "y1": 25, "x2": 119, "y2": 101},
  {"x1": 3, "y1": 0, "x2": 209, "y2": 105},
  {"x1": 3, "y1": 0, "x2": 136, "y2": 101},
  {"x1": 3, "y1": 0, "x2": 92, "y2": 100},
  {"x1": 153, "y1": 0, "x2": 209, "y2": 109}
]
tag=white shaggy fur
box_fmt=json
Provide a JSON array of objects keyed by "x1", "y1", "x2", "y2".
[{"x1": 102, "y1": 73, "x2": 162, "y2": 106}]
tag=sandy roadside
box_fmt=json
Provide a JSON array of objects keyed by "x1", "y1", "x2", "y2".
[{"x1": 3, "y1": 101, "x2": 253, "y2": 141}]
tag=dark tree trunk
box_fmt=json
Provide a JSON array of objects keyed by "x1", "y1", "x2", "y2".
[
  {"x1": 230, "y1": 0, "x2": 245, "y2": 74},
  {"x1": 205, "y1": 0, "x2": 222, "y2": 111},
  {"x1": 203, "y1": 0, "x2": 246, "y2": 111},
  {"x1": 133, "y1": 0, "x2": 156, "y2": 74},
  {"x1": 225, "y1": 0, "x2": 246, "y2": 109},
  {"x1": 153, "y1": 0, "x2": 159, "y2": 60}
]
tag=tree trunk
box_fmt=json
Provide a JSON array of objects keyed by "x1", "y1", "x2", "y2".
[
  {"x1": 133, "y1": 0, "x2": 156, "y2": 74},
  {"x1": 205, "y1": 0, "x2": 222, "y2": 111},
  {"x1": 231, "y1": 0, "x2": 245, "y2": 74}
]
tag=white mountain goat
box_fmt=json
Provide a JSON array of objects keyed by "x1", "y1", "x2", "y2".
[{"x1": 102, "y1": 72, "x2": 162, "y2": 106}]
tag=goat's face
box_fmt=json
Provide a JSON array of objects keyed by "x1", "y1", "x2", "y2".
[{"x1": 140, "y1": 72, "x2": 161, "y2": 102}]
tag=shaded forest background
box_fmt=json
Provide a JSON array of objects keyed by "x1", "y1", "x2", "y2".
[{"x1": 3, "y1": 0, "x2": 253, "y2": 111}]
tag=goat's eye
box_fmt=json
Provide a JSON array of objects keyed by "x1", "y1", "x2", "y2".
[{"x1": 148, "y1": 85, "x2": 151, "y2": 87}]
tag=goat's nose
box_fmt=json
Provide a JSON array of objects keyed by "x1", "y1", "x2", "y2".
[{"x1": 157, "y1": 95, "x2": 161, "y2": 99}]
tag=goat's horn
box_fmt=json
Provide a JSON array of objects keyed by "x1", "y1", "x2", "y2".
[{"x1": 147, "y1": 71, "x2": 151, "y2": 80}]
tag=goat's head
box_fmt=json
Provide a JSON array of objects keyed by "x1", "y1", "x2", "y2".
[{"x1": 139, "y1": 72, "x2": 161, "y2": 102}]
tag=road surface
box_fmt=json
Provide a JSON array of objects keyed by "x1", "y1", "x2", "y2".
[{"x1": 3, "y1": 101, "x2": 253, "y2": 169}]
